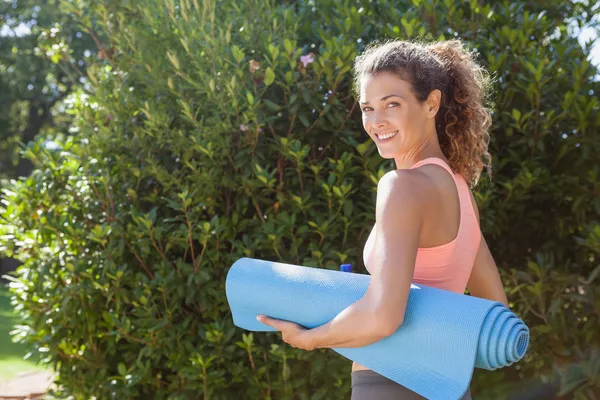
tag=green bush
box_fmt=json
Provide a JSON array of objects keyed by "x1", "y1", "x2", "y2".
[{"x1": 1, "y1": 0, "x2": 599, "y2": 399}]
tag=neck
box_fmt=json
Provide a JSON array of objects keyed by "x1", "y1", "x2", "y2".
[{"x1": 393, "y1": 132, "x2": 446, "y2": 170}]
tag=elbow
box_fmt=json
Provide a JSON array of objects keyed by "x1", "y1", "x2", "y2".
[
  {"x1": 368, "y1": 300, "x2": 405, "y2": 336},
  {"x1": 374, "y1": 314, "x2": 404, "y2": 337}
]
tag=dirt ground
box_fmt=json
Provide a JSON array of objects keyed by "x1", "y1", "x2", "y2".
[{"x1": 0, "y1": 370, "x2": 53, "y2": 400}]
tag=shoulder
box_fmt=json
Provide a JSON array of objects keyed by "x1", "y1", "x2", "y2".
[
  {"x1": 377, "y1": 169, "x2": 437, "y2": 203},
  {"x1": 375, "y1": 169, "x2": 435, "y2": 223}
]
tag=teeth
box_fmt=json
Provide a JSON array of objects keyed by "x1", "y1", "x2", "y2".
[{"x1": 377, "y1": 131, "x2": 397, "y2": 140}]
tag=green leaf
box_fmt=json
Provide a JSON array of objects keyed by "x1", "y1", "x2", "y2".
[
  {"x1": 582, "y1": 264, "x2": 600, "y2": 284},
  {"x1": 356, "y1": 140, "x2": 371, "y2": 156},
  {"x1": 558, "y1": 377, "x2": 587, "y2": 396},
  {"x1": 527, "y1": 261, "x2": 542, "y2": 278},
  {"x1": 118, "y1": 362, "x2": 127, "y2": 376},
  {"x1": 343, "y1": 200, "x2": 353, "y2": 217},
  {"x1": 511, "y1": 109, "x2": 521, "y2": 122},
  {"x1": 263, "y1": 99, "x2": 280, "y2": 111},
  {"x1": 401, "y1": 18, "x2": 414, "y2": 37},
  {"x1": 283, "y1": 39, "x2": 294, "y2": 54},
  {"x1": 242, "y1": 332, "x2": 253, "y2": 346},
  {"x1": 268, "y1": 44, "x2": 279, "y2": 60},
  {"x1": 102, "y1": 311, "x2": 112, "y2": 325},
  {"x1": 264, "y1": 67, "x2": 275, "y2": 86},
  {"x1": 231, "y1": 45, "x2": 245, "y2": 64},
  {"x1": 344, "y1": 18, "x2": 351, "y2": 32},
  {"x1": 298, "y1": 112, "x2": 310, "y2": 127},
  {"x1": 148, "y1": 207, "x2": 157, "y2": 225},
  {"x1": 166, "y1": 51, "x2": 180, "y2": 70}
]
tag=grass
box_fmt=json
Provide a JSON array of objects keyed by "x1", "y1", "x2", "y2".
[{"x1": 0, "y1": 284, "x2": 46, "y2": 384}]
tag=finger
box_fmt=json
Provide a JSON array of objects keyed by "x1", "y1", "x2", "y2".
[{"x1": 257, "y1": 315, "x2": 278, "y2": 329}]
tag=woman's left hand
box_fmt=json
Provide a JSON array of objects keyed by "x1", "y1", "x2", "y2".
[{"x1": 256, "y1": 315, "x2": 317, "y2": 351}]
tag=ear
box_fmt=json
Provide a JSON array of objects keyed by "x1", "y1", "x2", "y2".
[{"x1": 425, "y1": 89, "x2": 442, "y2": 118}]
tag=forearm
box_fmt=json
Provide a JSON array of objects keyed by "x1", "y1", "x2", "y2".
[{"x1": 307, "y1": 297, "x2": 390, "y2": 349}]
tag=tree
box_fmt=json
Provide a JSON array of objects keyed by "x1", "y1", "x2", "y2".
[{"x1": 0, "y1": 0, "x2": 95, "y2": 275}]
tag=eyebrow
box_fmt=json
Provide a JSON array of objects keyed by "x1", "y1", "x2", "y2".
[{"x1": 359, "y1": 94, "x2": 405, "y2": 104}]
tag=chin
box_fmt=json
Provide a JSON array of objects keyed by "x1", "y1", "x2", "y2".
[{"x1": 377, "y1": 147, "x2": 401, "y2": 159}]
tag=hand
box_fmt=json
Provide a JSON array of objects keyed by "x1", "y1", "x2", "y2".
[{"x1": 256, "y1": 315, "x2": 316, "y2": 351}]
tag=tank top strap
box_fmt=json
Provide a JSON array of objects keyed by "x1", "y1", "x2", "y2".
[
  {"x1": 409, "y1": 157, "x2": 455, "y2": 177},
  {"x1": 410, "y1": 156, "x2": 465, "y2": 224}
]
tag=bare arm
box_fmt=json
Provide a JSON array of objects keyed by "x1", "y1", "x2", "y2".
[
  {"x1": 466, "y1": 191, "x2": 509, "y2": 307},
  {"x1": 310, "y1": 171, "x2": 424, "y2": 348}
]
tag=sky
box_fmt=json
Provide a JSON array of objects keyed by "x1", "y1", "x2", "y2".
[{"x1": 579, "y1": 26, "x2": 600, "y2": 67}]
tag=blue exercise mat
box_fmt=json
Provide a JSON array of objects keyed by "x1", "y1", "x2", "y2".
[{"x1": 225, "y1": 258, "x2": 530, "y2": 400}]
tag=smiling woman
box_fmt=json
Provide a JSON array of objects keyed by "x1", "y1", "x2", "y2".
[
  {"x1": 347, "y1": 39, "x2": 504, "y2": 399},
  {"x1": 353, "y1": 39, "x2": 493, "y2": 185},
  {"x1": 257, "y1": 38, "x2": 510, "y2": 400}
]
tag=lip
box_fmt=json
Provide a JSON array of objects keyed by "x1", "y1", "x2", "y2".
[{"x1": 374, "y1": 130, "x2": 398, "y2": 142}]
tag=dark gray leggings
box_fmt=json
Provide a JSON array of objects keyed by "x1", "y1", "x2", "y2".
[{"x1": 351, "y1": 370, "x2": 472, "y2": 400}]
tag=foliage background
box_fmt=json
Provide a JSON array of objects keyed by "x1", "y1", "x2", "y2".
[
  {"x1": 0, "y1": 0, "x2": 95, "y2": 276},
  {"x1": 1, "y1": 0, "x2": 599, "y2": 399}
]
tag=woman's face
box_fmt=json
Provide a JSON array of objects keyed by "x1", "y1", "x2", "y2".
[{"x1": 359, "y1": 71, "x2": 437, "y2": 161}]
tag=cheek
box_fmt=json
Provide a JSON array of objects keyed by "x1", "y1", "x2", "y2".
[
  {"x1": 396, "y1": 108, "x2": 418, "y2": 127},
  {"x1": 361, "y1": 114, "x2": 371, "y2": 129}
]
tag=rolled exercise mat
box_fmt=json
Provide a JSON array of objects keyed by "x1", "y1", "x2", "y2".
[{"x1": 225, "y1": 258, "x2": 530, "y2": 400}]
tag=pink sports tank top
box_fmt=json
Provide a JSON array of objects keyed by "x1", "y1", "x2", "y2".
[{"x1": 363, "y1": 157, "x2": 481, "y2": 294}]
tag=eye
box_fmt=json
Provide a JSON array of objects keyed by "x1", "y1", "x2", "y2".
[
  {"x1": 361, "y1": 106, "x2": 373, "y2": 112},
  {"x1": 387, "y1": 102, "x2": 400, "y2": 108}
]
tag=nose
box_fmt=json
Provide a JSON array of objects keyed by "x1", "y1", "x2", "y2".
[{"x1": 371, "y1": 112, "x2": 387, "y2": 130}]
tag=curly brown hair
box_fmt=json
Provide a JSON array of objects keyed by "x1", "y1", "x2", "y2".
[{"x1": 353, "y1": 39, "x2": 493, "y2": 187}]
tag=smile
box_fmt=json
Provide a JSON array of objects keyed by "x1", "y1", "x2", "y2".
[{"x1": 375, "y1": 130, "x2": 398, "y2": 141}]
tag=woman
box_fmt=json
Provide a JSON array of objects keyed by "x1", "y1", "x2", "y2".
[{"x1": 257, "y1": 39, "x2": 510, "y2": 399}]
